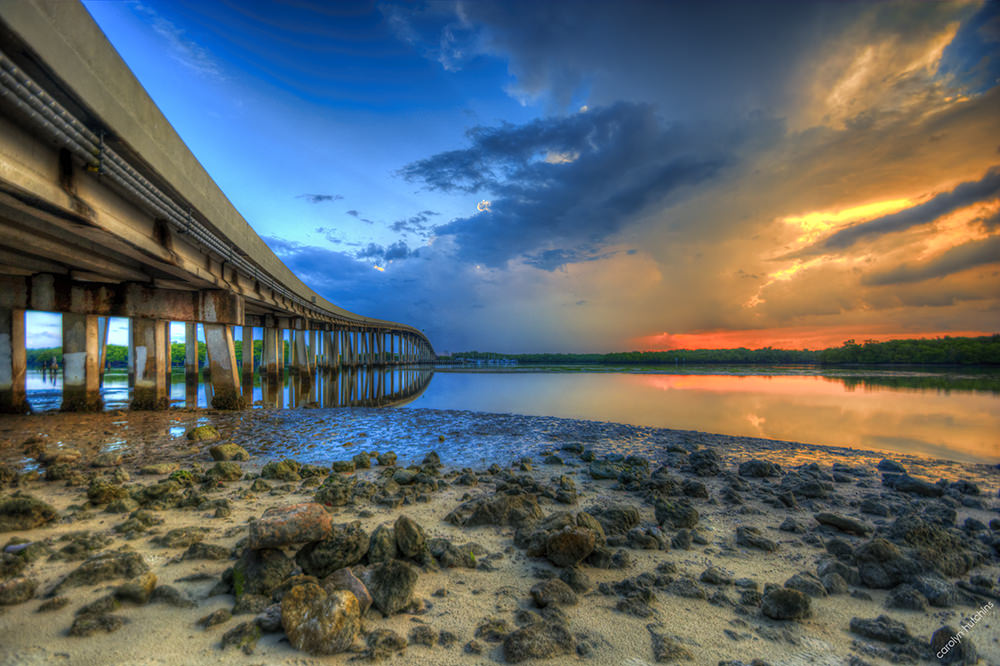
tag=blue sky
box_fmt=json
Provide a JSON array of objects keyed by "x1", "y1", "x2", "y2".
[{"x1": 26, "y1": 0, "x2": 1000, "y2": 352}]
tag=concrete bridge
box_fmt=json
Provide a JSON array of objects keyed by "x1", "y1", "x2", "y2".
[{"x1": 0, "y1": 1, "x2": 434, "y2": 413}]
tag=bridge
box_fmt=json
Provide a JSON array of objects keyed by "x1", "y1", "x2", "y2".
[{"x1": 0, "y1": 0, "x2": 434, "y2": 413}]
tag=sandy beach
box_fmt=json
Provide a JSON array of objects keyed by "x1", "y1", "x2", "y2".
[{"x1": 0, "y1": 407, "x2": 998, "y2": 666}]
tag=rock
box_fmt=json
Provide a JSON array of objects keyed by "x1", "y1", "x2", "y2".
[
  {"x1": 422, "y1": 451, "x2": 441, "y2": 466},
  {"x1": 666, "y1": 577, "x2": 708, "y2": 600},
  {"x1": 885, "y1": 584, "x2": 927, "y2": 611},
  {"x1": 366, "y1": 628, "x2": 407, "y2": 659},
  {"x1": 139, "y1": 463, "x2": 179, "y2": 475},
  {"x1": 814, "y1": 512, "x2": 871, "y2": 536},
  {"x1": 409, "y1": 624, "x2": 437, "y2": 647},
  {"x1": 392, "y1": 469, "x2": 417, "y2": 485},
  {"x1": 91, "y1": 452, "x2": 123, "y2": 467},
  {"x1": 655, "y1": 500, "x2": 699, "y2": 529},
  {"x1": 589, "y1": 460, "x2": 621, "y2": 479},
  {"x1": 323, "y1": 568, "x2": 372, "y2": 615},
  {"x1": 255, "y1": 604, "x2": 282, "y2": 632},
  {"x1": 69, "y1": 613, "x2": 126, "y2": 637},
  {"x1": 0, "y1": 577, "x2": 37, "y2": 605},
  {"x1": 779, "y1": 518, "x2": 803, "y2": 533},
  {"x1": 197, "y1": 608, "x2": 232, "y2": 628},
  {"x1": 86, "y1": 480, "x2": 129, "y2": 505},
  {"x1": 761, "y1": 588, "x2": 810, "y2": 620},
  {"x1": 187, "y1": 425, "x2": 221, "y2": 443},
  {"x1": 739, "y1": 459, "x2": 781, "y2": 478},
  {"x1": 502, "y1": 621, "x2": 574, "y2": 663},
  {"x1": 876, "y1": 459, "x2": 906, "y2": 473},
  {"x1": 205, "y1": 461, "x2": 243, "y2": 482},
  {"x1": 376, "y1": 452, "x2": 397, "y2": 466},
  {"x1": 650, "y1": 629, "x2": 693, "y2": 662},
  {"x1": 593, "y1": 504, "x2": 640, "y2": 536},
  {"x1": 530, "y1": 579, "x2": 578, "y2": 607},
  {"x1": 931, "y1": 625, "x2": 978, "y2": 664},
  {"x1": 464, "y1": 640, "x2": 484, "y2": 654},
  {"x1": 545, "y1": 526, "x2": 596, "y2": 567},
  {"x1": 152, "y1": 527, "x2": 210, "y2": 549},
  {"x1": 885, "y1": 474, "x2": 943, "y2": 497},
  {"x1": 475, "y1": 617, "x2": 511, "y2": 642},
  {"x1": 249, "y1": 503, "x2": 332, "y2": 550},
  {"x1": 150, "y1": 585, "x2": 196, "y2": 608},
  {"x1": 700, "y1": 566, "x2": 733, "y2": 586},
  {"x1": 784, "y1": 572, "x2": 827, "y2": 598},
  {"x1": 209, "y1": 443, "x2": 250, "y2": 461},
  {"x1": 261, "y1": 459, "x2": 301, "y2": 482},
  {"x1": 912, "y1": 573, "x2": 957, "y2": 607},
  {"x1": 445, "y1": 493, "x2": 544, "y2": 528},
  {"x1": 52, "y1": 549, "x2": 150, "y2": 594},
  {"x1": 181, "y1": 542, "x2": 229, "y2": 561},
  {"x1": 559, "y1": 567, "x2": 592, "y2": 593},
  {"x1": 849, "y1": 615, "x2": 911, "y2": 644},
  {"x1": 114, "y1": 571, "x2": 157, "y2": 604},
  {"x1": 364, "y1": 560, "x2": 418, "y2": 616},
  {"x1": 822, "y1": 573, "x2": 849, "y2": 595},
  {"x1": 232, "y1": 548, "x2": 294, "y2": 599},
  {"x1": 394, "y1": 515, "x2": 426, "y2": 559},
  {"x1": 368, "y1": 524, "x2": 397, "y2": 563},
  {"x1": 859, "y1": 498, "x2": 891, "y2": 517},
  {"x1": 281, "y1": 583, "x2": 360, "y2": 655},
  {"x1": 221, "y1": 621, "x2": 262, "y2": 654},
  {"x1": 687, "y1": 448, "x2": 721, "y2": 476},
  {"x1": 331, "y1": 460, "x2": 355, "y2": 473},
  {"x1": 233, "y1": 593, "x2": 270, "y2": 615},
  {"x1": 736, "y1": 526, "x2": 778, "y2": 552},
  {"x1": 295, "y1": 521, "x2": 368, "y2": 578}
]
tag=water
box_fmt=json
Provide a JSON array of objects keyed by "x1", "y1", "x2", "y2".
[{"x1": 21, "y1": 365, "x2": 1000, "y2": 464}]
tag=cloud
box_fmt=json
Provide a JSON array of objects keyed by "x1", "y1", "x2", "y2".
[
  {"x1": 937, "y1": 0, "x2": 1000, "y2": 95},
  {"x1": 346, "y1": 210, "x2": 360, "y2": 217},
  {"x1": 863, "y1": 234, "x2": 1000, "y2": 285},
  {"x1": 131, "y1": 1, "x2": 225, "y2": 79},
  {"x1": 401, "y1": 102, "x2": 728, "y2": 269},
  {"x1": 389, "y1": 210, "x2": 438, "y2": 235},
  {"x1": 297, "y1": 193, "x2": 344, "y2": 204},
  {"x1": 356, "y1": 240, "x2": 419, "y2": 263},
  {"x1": 813, "y1": 165, "x2": 1000, "y2": 252}
]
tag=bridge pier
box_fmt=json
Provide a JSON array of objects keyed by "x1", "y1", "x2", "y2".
[
  {"x1": 262, "y1": 326, "x2": 279, "y2": 381},
  {"x1": 204, "y1": 323, "x2": 243, "y2": 409},
  {"x1": 185, "y1": 322, "x2": 198, "y2": 407},
  {"x1": 241, "y1": 325, "x2": 253, "y2": 386},
  {"x1": 97, "y1": 316, "x2": 109, "y2": 386},
  {"x1": 61, "y1": 313, "x2": 103, "y2": 412},
  {"x1": 0, "y1": 307, "x2": 28, "y2": 413},
  {"x1": 131, "y1": 317, "x2": 168, "y2": 410}
]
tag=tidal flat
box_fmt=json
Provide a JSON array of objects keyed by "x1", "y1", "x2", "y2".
[{"x1": 0, "y1": 407, "x2": 998, "y2": 665}]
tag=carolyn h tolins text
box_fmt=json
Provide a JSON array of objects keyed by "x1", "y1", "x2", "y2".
[{"x1": 935, "y1": 600, "x2": 994, "y2": 660}]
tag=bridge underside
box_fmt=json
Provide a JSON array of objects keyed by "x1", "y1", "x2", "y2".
[{"x1": 0, "y1": 3, "x2": 434, "y2": 412}]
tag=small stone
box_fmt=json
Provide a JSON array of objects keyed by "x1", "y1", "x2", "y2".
[
  {"x1": 502, "y1": 621, "x2": 574, "y2": 663},
  {"x1": 150, "y1": 585, "x2": 196, "y2": 608},
  {"x1": 364, "y1": 560, "x2": 418, "y2": 616},
  {"x1": 91, "y1": 452, "x2": 123, "y2": 467},
  {"x1": 464, "y1": 640, "x2": 483, "y2": 654},
  {"x1": 886, "y1": 584, "x2": 927, "y2": 611},
  {"x1": 367, "y1": 524, "x2": 397, "y2": 563},
  {"x1": 651, "y1": 631, "x2": 693, "y2": 662},
  {"x1": 736, "y1": 526, "x2": 778, "y2": 552},
  {"x1": 530, "y1": 579, "x2": 578, "y2": 607},
  {"x1": 114, "y1": 571, "x2": 158, "y2": 604},
  {"x1": 784, "y1": 572, "x2": 827, "y2": 598},
  {"x1": 181, "y1": 542, "x2": 229, "y2": 561},
  {"x1": 221, "y1": 621, "x2": 261, "y2": 654},
  {"x1": 738, "y1": 459, "x2": 781, "y2": 478},
  {"x1": 474, "y1": 617, "x2": 511, "y2": 642},
  {"x1": 52, "y1": 549, "x2": 150, "y2": 594},
  {"x1": 545, "y1": 526, "x2": 596, "y2": 567},
  {"x1": 281, "y1": 583, "x2": 359, "y2": 655},
  {"x1": 876, "y1": 459, "x2": 906, "y2": 473},
  {"x1": 69, "y1": 613, "x2": 126, "y2": 637},
  {"x1": 376, "y1": 452, "x2": 397, "y2": 466},
  {"x1": 187, "y1": 425, "x2": 221, "y2": 443},
  {"x1": 849, "y1": 615, "x2": 911, "y2": 644},
  {"x1": 366, "y1": 628, "x2": 407, "y2": 660},
  {"x1": 249, "y1": 502, "x2": 333, "y2": 550},
  {"x1": 655, "y1": 500, "x2": 699, "y2": 529},
  {"x1": 394, "y1": 515, "x2": 426, "y2": 559},
  {"x1": 206, "y1": 461, "x2": 242, "y2": 482},
  {"x1": 700, "y1": 566, "x2": 733, "y2": 585},
  {"x1": 152, "y1": 527, "x2": 209, "y2": 548},
  {"x1": 261, "y1": 459, "x2": 301, "y2": 482},
  {"x1": 0, "y1": 577, "x2": 37, "y2": 605},
  {"x1": 814, "y1": 512, "x2": 871, "y2": 536},
  {"x1": 761, "y1": 588, "x2": 810, "y2": 620},
  {"x1": 255, "y1": 603, "x2": 282, "y2": 632},
  {"x1": 208, "y1": 443, "x2": 250, "y2": 462},
  {"x1": 197, "y1": 608, "x2": 232, "y2": 628},
  {"x1": 332, "y1": 460, "x2": 355, "y2": 473},
  {"x1": 139, "y1": 463, "x2": 179, "y2": 475},
  {"x1": 36, "y1": 596, "x2": 69, "y2": 612}
]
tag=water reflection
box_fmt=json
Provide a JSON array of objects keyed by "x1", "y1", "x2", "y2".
[
  {"x1": 24, "y1": 366, "x2": 434, "y2": 412},
  {"x1": 403, "y1": 370, "x2": 1000, "y2": 463}
]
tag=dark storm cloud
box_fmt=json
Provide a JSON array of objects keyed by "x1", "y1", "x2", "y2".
[
  {"x1": 297, "y1": 193, "x2": 343, "y2": 204},
  {"x1": 813, "y1": 166, "x2": 1000, "y2": 253},
  {"x1": 346, "y1": 210, "x2": 359, "y2": 217},
  {"x1": 863, "y1": 235, "x2": 1000, "y2": 286},
  {"x1": 402, "y1": 102, "x2": 726, "y2": 269}
]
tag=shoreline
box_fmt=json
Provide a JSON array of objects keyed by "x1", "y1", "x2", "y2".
[{"x1": 1, "y1": 407, "x2": 998, "y2": 665}]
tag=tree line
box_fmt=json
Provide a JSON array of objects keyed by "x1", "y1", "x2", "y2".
[
  {"x1": 26, "y1": 340, "x2": 289, "y2": 368},
  {"x1": 446, "y1": 335, "x2": 1000, "y2": 366}
]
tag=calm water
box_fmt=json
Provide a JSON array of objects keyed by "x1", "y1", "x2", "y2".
[{"x1": 21, "y1": 365, "x2": 1000, "y2": 464}]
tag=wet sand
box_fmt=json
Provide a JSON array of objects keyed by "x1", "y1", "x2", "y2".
[{"x1": 0, "y1": 407, "x2": 998, "y2": 665}]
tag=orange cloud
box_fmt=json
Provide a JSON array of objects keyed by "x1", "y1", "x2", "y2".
[{"x1": 633, "y1": 326, "x2": 995, "y2": 351}]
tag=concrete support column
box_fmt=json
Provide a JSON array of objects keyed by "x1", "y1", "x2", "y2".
[
  {"x1": 262, "y1": 327, "x2": 279, "y2": 380},
  {"x1": 293, "y1": 328, "x2": 310, "y2": 375},
  {"x1": 61, "y1": 313, "x2": 102, "y2": 411},
  {"x1": 126, "y1": 318, "x2": 135, "y2": 387},
  {"x1": 203, "y1": 323, "x2": 244, "y2": 409},
  {"x1": 185, "y1": 322, "x2": 198, "y2": 407},
  {"x1": 0, "y1": 308, "x2": 28, "y2": 413},
  {"x1": 309, "y1": 329, "x2": 317, "y2": 369},
  {"x1": 131, "y1": 317, "x2": 168, "y2": 410},
  {"x1": 97, "y1": 317, "x2": 109, "y2": 385},
  {"x1": 163, "y1": 321, "x2": 173, "y2": 381},
  {"x1": 277, "y1": 329, "x2": 285, "y2": 377},
  {"x1": 241, "y1": 325, "x2": 254, "y2": 385}
]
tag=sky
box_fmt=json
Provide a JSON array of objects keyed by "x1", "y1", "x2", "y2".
[{"x1": 27, "y1": 0, "x2": 1000, "y2": 353}]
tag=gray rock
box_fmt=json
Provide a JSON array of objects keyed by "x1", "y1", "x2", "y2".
[
  {"x1": 394, "y1": 515, "x2": 426, "y2": 559},
  {"x1": 281, "y1": 583, "x2": 359, "y2": 655},
  {"x1": 849, "y1": 615, "x2": 911, "y2": 644},
  {"x1": 699, "y1": 566, "x2": 733, "y2": 586},
  {"x1": 546, "y1": 526, "x2": 596, "y2": 567},
  {"x1": 364, "y1": 560, "x2": 418, "y2": 616},
  {"x1": 814, "y1": 512, "x2": 871, "y2": 536},
  {"x1": 931, "y1": 625, "x2": 978, "y2": 664},
  {"x1": 295, "y1": 521, "x2": 368, "y2": 578},
  {"x1": 367, "y1": 524, "x2": 397, "y2": 563},
  {"x1": 876, "y1": 459, "x2": 906, "y2": 474},
  {"x1": 785, "y1": 572, "x2": 827, "y2": 598},
  {"x1": 886, "y1": 584, "x2": 927, "y2": 611},
  {"x1": 322, "y1": 568, "x2": 372, "y2": 616},
  {"x1": 502, "y1": 621, "x2": 574, "y2": 663},
  {"x1": 736, "y1": 526, "x2": 778, "y2": 552},
  {"x1": 761, "y1": 588, "x2": 810, "y2": 620},
  {"x1": 739, "y1": 459, "x2": 781, "y2": 478},
  {"x1": 530, "y1": 579, "x2": 578, "y2": 608},
  {"x1": 655, "y1": 500, "x2": 699, "y2": 529}
]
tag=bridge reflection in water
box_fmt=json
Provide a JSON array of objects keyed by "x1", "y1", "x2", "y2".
[{"x1": 23, "y1": 365, "x2": 434, "y2": 412}]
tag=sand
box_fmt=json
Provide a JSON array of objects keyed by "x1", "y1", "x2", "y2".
[{"x1": 0, "y1": 407, "x2": 998, "y2": 666}]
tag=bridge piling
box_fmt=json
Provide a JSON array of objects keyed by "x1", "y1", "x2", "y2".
[
  {"x1": 97, "y1": 316, "x2": 109, "y2": 386},
  {"x1": 131, "y1": 318, "x2": 168, "y2": 410},
  {"x1": 241, "y1": 325, "x2": 253, "y2": 386},
  {"x1": 0, "y1": 307, "x2": 28, "y2": 413},
  {"x1": 184, "y1": 322, "x2": 198, "y2": 406},
  {"x1": 61, "y1": 313, "x2": 102, "y2": 412},
  {"x1": 262, "y1": 326, "x2": 279, "y2": 381},
  {"x1": 203, "y1": 323, "x2": 243, "y2": 409}
]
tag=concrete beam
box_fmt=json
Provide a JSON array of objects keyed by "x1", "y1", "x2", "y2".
[{"x1": 0, "y1": 307, "x2": 28, "y2": 413}]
